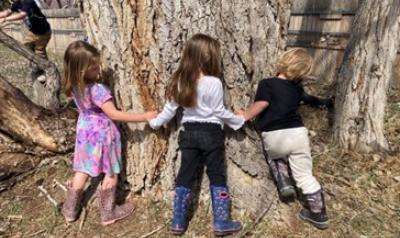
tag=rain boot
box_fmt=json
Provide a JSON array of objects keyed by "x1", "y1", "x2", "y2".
[
  {"x1": 210, "y1": 186, "x2": 242, "y2": 236},
  {"x1": 299, "y1": 189, "x2": 329, "y2": 229},
  {"x1": 170, "y1": 186, "x2": 191, "y2": 235}
]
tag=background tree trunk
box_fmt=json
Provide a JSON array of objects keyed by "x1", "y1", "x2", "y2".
[
  {"x1": 80, "y1": 0, "x2": 291, "y2": 217},
  {"x1": 0, "y1": 28, "x2": 61, "y2": 110},
  {"x1": 333, "y1": 1, "x2": 400, "y2": 152}
]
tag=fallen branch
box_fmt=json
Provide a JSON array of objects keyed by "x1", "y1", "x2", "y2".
[
  {"x1": 38, "y1": 185, "x2": 59, "y2": 208},
  {"x1": 78, "y1": 207, "x2": 87, "y2": 231},
  {"x1": 27, "y1": 229, "x2": 46, "y2": 237},
  {"x1": 118, "y1": 218, "x2": 171, "y2": 238},
  {"x1": 7, "y1": 215, "x2": 22, "y2": 220},
  {"x1": 53, "y1": 179, "x2": 67, "y2": 192},
  {"x1": 139, "y1": 218, "x2": 171, "y2": 238},
  {"x1": 238, "y1": 197, "x2": 276, "y2": 238}
]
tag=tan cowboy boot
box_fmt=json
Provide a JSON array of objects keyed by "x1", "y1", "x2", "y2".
[
  {"x1": 99, "y1": 186, "x2": 135, "y2": 226},
  {"x1": 62, "y1": 183, "x2": 83, "y2": 222}
]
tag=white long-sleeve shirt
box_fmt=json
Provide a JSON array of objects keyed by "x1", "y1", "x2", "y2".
[{"x1": 149, "y1": 76, "x2": 245, "y2": 130}]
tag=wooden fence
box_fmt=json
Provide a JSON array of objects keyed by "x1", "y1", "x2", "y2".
[{"x1": 287, "y1": 0, "x2": 361, "y2": 84}]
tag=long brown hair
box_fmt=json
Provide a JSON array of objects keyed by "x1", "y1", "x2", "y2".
[
  {"x1": 63, "y1": 40, "x2": 102, "y2": 96},
  {"x1": 166, "y1": 33, "x2": 222, "y2": 107}
]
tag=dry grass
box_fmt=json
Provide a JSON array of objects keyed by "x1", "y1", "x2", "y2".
[{"x1": 0, "y1": 45, "x2": 399, "y2": 237}]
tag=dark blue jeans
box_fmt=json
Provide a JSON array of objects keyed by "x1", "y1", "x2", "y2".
[{"x1": 176, "y1": 122, "x2": 226, "y2": 188}]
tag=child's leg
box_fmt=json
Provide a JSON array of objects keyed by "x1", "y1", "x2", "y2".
[
  {"x1": 287, "y1": 131, "x2": 328, "y2": 229},
  {"x1": 101, "y1": 174, "x2": 118, "y2": 190},
  {"x1": 268, "y1": 158, "x2": 296, "y2": 198},
  {"x1": 99, "y1": 174, "x2": 134, "y2": 226},
  {"x1": 261, "y1": 131, "x2": 295, "y2": 198},
  {"x1": 62, "y1": 172, "x2": 89, "y2": 222},
  {"x1": 170, "y1": 135, "x2": 203, "y2": 235},
  {"x1": 72, "y1": 172, "x2": 90, "y2": 190},
  {"x1": 287, "y1": 146, "x2": 321, "y2": 194},
  {"x1": 176, "y1": 147, "x2": 202, "y2": 188},
  {"x1": 202, "y1": 131, "x2": 241, "y2": 235}
]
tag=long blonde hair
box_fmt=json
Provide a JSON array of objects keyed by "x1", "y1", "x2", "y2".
[
  {"x1": 166, "y1": 33, "x2": 222, "y2": 107},
  {"x1": 63, "y1": 41, "x2": 102, "y2": 96},
  {"x1": 276, "y1": 48, "x2": 313, "y2": 80}
]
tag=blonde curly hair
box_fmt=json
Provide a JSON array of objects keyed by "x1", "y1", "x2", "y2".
[{"x1": 276, "y1": 48, "x2": 313, "y2": 80}]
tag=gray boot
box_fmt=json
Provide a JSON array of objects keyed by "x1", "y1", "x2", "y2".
[
  {"x1": 299, "y1": 189, "x2": 329, "y2": 229},
  {"x1": 269, "y1": 158, "x2": 296, "y2": 198},
  {"x1": 99, "y1": 186, "x2": 135, "y2": 226}
]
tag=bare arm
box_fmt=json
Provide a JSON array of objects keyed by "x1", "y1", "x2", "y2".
[
  {"x1": 0, "y1": 10, "x2": 12, "y2": 19},
  {"x1": 4, "y1": 11, "x2": 27, "y2": 21},
  {"x1": 100, "y1": 101, "x2": 157, "y2": 123},
  {"x1": 240, "y1": 101, "x2": 269, "y2": 121}
]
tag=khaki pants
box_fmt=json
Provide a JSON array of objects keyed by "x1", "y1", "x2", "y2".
[
  {"x1": 261, "y1": 127, "x2": 321, "y2": 194},
  {"x1": 23, "y1": 30, "x2": 51, "y2": 59}
]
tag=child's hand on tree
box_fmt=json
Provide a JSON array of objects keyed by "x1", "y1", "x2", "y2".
[
  {"x1": 235, "y1": 110, "x2": 247, "y2": 120},
  {"x1": 144, "y1": 111, "x2": 158, "y2": 122}
]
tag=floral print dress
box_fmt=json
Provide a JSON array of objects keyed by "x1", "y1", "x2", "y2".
[{"x1": 72, "y1": 83, "x2": 122, "y2": 177}]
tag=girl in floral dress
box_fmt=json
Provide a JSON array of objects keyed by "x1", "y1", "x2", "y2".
[{"x1": 61, "y1": 41, "x2": 156, "y2": 225}]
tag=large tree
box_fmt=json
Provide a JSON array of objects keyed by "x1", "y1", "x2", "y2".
[
  {"x1": 79, "y1": 0, "x2": 292, "y2": 215},
  {"x1": 333, "y1": 1, "x2": 400, "y2": 152}
]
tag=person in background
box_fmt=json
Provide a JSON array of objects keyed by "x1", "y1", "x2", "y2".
[{"x1": 0, "y1": 0, "x2": 52, "y2": 81}]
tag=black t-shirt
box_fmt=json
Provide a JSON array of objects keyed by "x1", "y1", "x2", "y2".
[
  {"x1": 11, "y1": 0, "x2": 50, "y2": 35},
  {"x1": 254, "y1": 77, "x2": 304, "y2": 132}
]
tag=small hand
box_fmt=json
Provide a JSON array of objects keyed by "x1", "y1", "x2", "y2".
[
  {"x1": 0, "y1": 18, "x2": 5, "y2": 25},
  {"x1": 235, "y1": 110, "x2": 244, "y2": 116},
  {"x1": 144, "y1": 111, "x2": 158, "y2": 122},
  {"x1": 235, "y1": 110, "x2": 247, "y2": 121}
]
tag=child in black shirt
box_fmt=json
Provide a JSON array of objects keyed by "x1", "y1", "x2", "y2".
[
  {"x1": 0, "y1": 0, "x2": 51, "y2": 59},
  {"x1": 238, "y1": 48, "x2": 331, "y2": 229}
]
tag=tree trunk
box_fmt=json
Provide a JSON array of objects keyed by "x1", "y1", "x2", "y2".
[
  {"x1": 333, "y1": 1, "x2": 400, "y2": 152},
  {"x1": 0, "y1": 74, "x2": 75, "y2": 153},
  {"x1": 0, "y1": 74, "x2": 75, "y2": 193},
  {"x1": 0, "y1": 28, "x2": 60, "y2": 110},
  {"x1": 79, "y1": 0, "x2": 291, "y2": 216}
]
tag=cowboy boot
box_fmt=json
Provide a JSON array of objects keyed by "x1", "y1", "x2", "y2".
[
  {"x1": 269, "y1": 158, "x2": 296, "y2": 198},
  {"x1": 99, "y1": 186, "x2": 135, "y2": 226},
  {"x1": 170, "y1": 186, "x2": 191, "y2": 235},
  {"x1": 299, "y1": 189, "x2": 329, "y2": 229},
  {"x1": 62, "y1": 183, "x2": 83, "y2": 222},
  {"x1": 210, "y1": 186, "x2": 242, "y2": 236}
]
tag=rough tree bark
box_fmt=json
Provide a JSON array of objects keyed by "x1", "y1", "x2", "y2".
[
  {"x1": 0, "y1": 74, "x2": 75, "y2": 153},
  {"x1": 0, "y1": 28, "x2": 60, "y2": 110},
  {"x1": 0, "y1": 74, "x2": 76, "y2": 191},
  {"x1": 333, "y1": 1, "x2": 400, "y2": 152},
  {"x1": 80, "y1": 0, "x2": 292, "y2": 217}
]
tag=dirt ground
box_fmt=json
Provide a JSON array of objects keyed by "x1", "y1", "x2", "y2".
[{"x1": 0, "y1": 45, "x2": 399, "y2": 238}]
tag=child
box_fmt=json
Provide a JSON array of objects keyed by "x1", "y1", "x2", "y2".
[
  {"x1": 61, "y1": 41, "x2": 157, "y2": 226},
  {"x1": 238, "y1": 48, "x2": 331, "y2": 229},
  {"x1": 0, "y1": 0, "x2": 51, "y2": 60},
  {"x1": 149, "y1": 33, "x2": 245, "y2": 236},
  {"x1": 0, "y1": 0, "x2": 52, "y2": 81}
]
